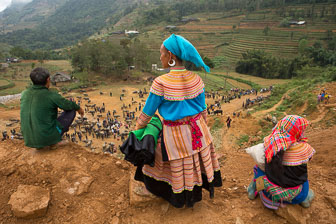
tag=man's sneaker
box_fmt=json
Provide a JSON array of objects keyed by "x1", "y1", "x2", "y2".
[
  {"x1": 300, "y1": 189, "x2": 314, "y2": 208},
  {"x1": 247, "y1": 180, "x2": 257, "y2": 200}
]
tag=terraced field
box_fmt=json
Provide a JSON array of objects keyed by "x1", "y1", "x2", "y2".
[
  {"x1": 129, "y1": 3, "x2": 336, "y2": 69},
  {"x1": 214, "y1": 71, "x2": 290, "y2": 87},
  {"x1": 197, "y1": 72, "x2": 247, "y2": 92}
]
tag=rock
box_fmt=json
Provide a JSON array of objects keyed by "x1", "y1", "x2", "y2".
[
  {"x1": 111, "y1": 216, "x2": 119, "y2": 224},
  {"x1": 236, "y1": 217, "x2": 244, "y2": 224},
  {"x1": 161, "y1": 202, "x2": 169, "y2": 214},
  {"x1": 0, "y1": 166, "x2": 15, "y2": 176},
  {"x1": 8, "y1": 185, "x2": 50, "y2": 219},
  {"x1": 60, "y1": 173, "x2": 94, "y2": 196},
  {"x1": 129, "y1": 172, "x2": 161, "y2": 206},
  {"x1": 116, "y1": 161, "x2": 123, "y2": 168},
  {"x1": 121, "y1": 163, "x2": 129, "y2": 170},
  {"x1": 275, "y1": 205, "x2": 310, "y2": 224},
  {"x1": 325, "y1": 196, "x2": 336, "y2": 210}
]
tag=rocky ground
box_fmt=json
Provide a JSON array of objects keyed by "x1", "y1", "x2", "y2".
[{"x1": 0, "y1": 83, "x2": 335, "y2": 224}]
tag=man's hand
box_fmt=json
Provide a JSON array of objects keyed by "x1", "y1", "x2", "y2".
[{"x1": 77, "y1": 107, "x2": 84, "y2": 117}]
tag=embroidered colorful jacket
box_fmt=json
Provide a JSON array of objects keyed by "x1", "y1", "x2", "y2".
[
  {"x1": 136, "y1": 67, "x2": 213, "y2": 161},
  {"x1": 141, "y1": 67, "x2": 206, "y2": 121}
]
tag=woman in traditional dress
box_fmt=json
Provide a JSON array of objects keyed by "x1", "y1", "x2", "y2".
[
  {"x1": 134, "y1": 34, "x2": 222, "y2": 208},
  {"x1": 247, "y1": 115, "x2": 315, "y2": 209}
]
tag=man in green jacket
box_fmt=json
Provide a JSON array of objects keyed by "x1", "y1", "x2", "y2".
[{"x1": 20, "y1": 67, "x2": 84, "y2": 149}]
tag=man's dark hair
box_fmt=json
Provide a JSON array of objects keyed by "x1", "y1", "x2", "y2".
[{"x1": 30, "y1": 67, "x2": 50, "y2": 85}]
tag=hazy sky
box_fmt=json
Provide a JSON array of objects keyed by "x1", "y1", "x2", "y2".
[{"x1": 0, "y1": 0, "x2": 32, "y2": 12}]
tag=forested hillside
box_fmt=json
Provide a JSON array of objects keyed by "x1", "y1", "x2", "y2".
[
  {"x1": 0, "y1": 0, "x2": 140, "y2": 49},
  {"x1": 0, "y1": 0, "x2": 68, "y2": 33},
  {"x1": 2, "y1": 0, "x2": 336, "y2": 50}
]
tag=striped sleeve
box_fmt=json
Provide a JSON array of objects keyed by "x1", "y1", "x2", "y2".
[
  {"x1": 136, "y1": 112, "x2": 152, "y2": 130},
  {"x1": 150, "y1": 77, "x2": 164, "y2": 96}
]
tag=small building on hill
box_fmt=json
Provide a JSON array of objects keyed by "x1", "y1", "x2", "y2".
[
  {"x1": 6, "y1": 58, "x2": 20, "y2": 63},
  {"x1": 289, "y1": 20, "x2": 306, "y2": 26},
  {"x1": 181, "y1": 17, "x2": 200, "y2": 23},
  {"x1": 165, "y1": 25, "x2": 178, "y2": 31},
  {"x1": 125, "y1": 30, "x2": 139, "y2": 37},
  {"x1": 51, "y1": 72, "x2": 72, "y2": 86}
]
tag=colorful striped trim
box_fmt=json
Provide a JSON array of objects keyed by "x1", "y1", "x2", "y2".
[
  {"x1": 282, "y1": 142, "x2": 315, "y2": 166},
  {"x1": 162, "y1": 114, "x2": 213, "y2": 161},
  {"x1": 142, "y1": 142, "x2": 220, "y2": 194},
  {"x1": 136, "y1": 112, "x2": 152, "y2": 129},
  {"x1": 150, "y1": 70, "x2": 205, "y2": 101},
  {"x1": 263, "y1": 176, "x2": 302, "y2": 203},
  {"x1": 259, "y1": 191, "x2": 282, "y2": 210},
  {"x1": 142, "y1": 170, "x2": 204, "y2": 193}
]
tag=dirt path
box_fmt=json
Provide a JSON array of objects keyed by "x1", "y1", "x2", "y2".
[
  {"x1": 254, "y1": 87, "x2": 296, "y2": 117},
  {"x1": 310, "y1": 106, "x2": 329, "y2": 124}
]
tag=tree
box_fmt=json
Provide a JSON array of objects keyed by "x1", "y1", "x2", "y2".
[
  {"x1": 280, "y1": 18, "x2": 290, "y2": 27},
  {"x1": 263, "y1": 25, "x2": 270, "y2": 36},
  {"x1": 328, "y1": 37, "x2": 336, "y2": 51},
  {"x1": 298, "y1": 39, "x2": 308, "y2": 55},
  {"x1": 203, "y1": 56, "x2": 215, "y2": 68},
  {"x1": 326, "y1": 30, "x2": 333, "y2": 41}
]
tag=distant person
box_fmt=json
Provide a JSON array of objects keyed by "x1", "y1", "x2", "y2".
[
  {"x1": 226, "y1": 116, "x2": 232, "y2": 128},
  {"x1": 317, "y1": 93, "x2": 321, "y2": 103},
  {"x1": 321, "y1": 90, "x2": 325, "y2": 102},
  {"x1": 324, "y1": 92, "x2": 329, "y2": 104},
  {"x1": 20, "y1": 67, "x2": 84, "y2": 149}
]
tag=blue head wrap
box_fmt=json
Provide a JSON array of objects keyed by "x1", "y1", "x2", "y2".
[{"x1": 163, "y1": 34, "x2": 210, "y2": 73}]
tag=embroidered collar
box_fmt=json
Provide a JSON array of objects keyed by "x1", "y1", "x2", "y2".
[{"x1": 170, "y1": 66, "x2": 186, "y2": 72}]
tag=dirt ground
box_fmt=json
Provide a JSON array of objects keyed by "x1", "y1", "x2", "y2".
[{"x1": 0, "y1": 83, "x2": 335, "y2": 224}]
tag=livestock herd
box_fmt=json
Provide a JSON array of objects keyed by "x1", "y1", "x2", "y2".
[{"x1": 1, "y1": 85, "x2": 273, "y2": 154}]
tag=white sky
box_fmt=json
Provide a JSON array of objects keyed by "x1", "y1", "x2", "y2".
[{"x1": 0, "y1": 0, "x2": 32, "y2": 12}]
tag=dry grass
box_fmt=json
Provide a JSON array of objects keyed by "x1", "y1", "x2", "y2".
[
  {"x1": 0, "y1": 80, "x2": 9, "y2": 86},
  {"x1": 44, "y1": 60, "x2": 72, "y2": 71}
]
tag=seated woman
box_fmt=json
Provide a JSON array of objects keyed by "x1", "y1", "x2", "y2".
[{"x1": 247, "y1": 115, "x2": 315, "y2": 209}]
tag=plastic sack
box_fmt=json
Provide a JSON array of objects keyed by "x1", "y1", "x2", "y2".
[{"x1": 245, "y1": 143, "x2": 265, "y2": 171}]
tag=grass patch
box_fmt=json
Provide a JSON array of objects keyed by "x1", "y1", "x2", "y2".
[
  {"x1": 212, "y1": 73, "x2": 260, "y2": 90},
  {"x1": 237, "y1": 134, "x2": 249, "y2": 146},
  {"x1": 0, "y1": 79, "x2": 15, "y2": 90},
  {"x1": 211, "y1": 117, "x2": 224, "y2": 131},
  {"x1": 257, "y1": 119, "x2": 274, "y2": 142}
]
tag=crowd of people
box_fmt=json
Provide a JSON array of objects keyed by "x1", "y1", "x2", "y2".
[{"x1": 317, "y1": 90, "x2": 330, "y2": 104}]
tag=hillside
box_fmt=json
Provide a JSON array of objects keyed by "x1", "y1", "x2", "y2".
[
  {"x1": 121, "y1": 3, "x2": 336, "y2": 68},
  {"x1": 0, "y1": 81, "x2": 335, "y2": 223},
  {"x1": 1, "y1": 0, "x2": 336, "y2": 53},
  {"x1": 0, "y1": 0, "x2": 142, "y2": 49},
  {"x1": 0, "y1": 0, "x2": 68, "y2": 33}
]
